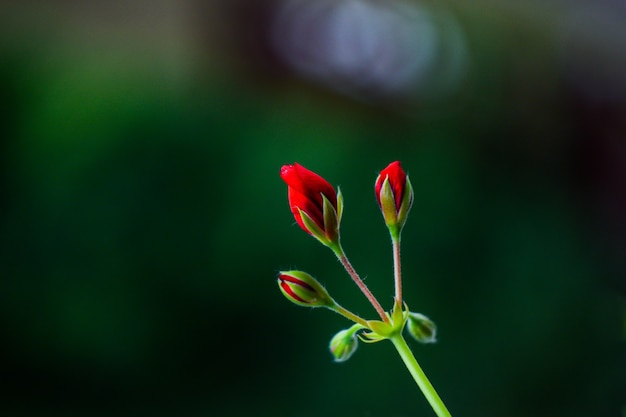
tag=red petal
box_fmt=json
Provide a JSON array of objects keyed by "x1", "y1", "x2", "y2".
[
  {"x1": 279, "y1": 274, "x2": 315, "y2": 292},
  {"x1": 280, "y1": 281, "x2": 307, "y2": 303}
]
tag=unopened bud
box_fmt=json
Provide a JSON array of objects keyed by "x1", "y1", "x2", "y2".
[
  {"x1": 406, "y1": 312, "x2": 437, "y2": 344},
  {"x1": 329, "y1": 324, "x2": 362, "y2": 362},
  {"x1": 277, "y1": 270, "x2": 335, "y2": 308},
  {"x1": 374, "y1": 161, "x2": 413, "y2": 237},
  {"x1": 280, "y1": 163, "x2": 342, "y2": 248}
]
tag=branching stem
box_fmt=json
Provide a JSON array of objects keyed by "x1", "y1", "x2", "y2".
[{"x1": 333, "y1": 245, "x2": 389, "y2": 323}]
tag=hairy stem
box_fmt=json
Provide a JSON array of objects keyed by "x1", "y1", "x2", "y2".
[
  {"x1": 392, "y1": 235, "x2": 402, "y2": 304},
  {"x1": 332, "y1": 245, "x2": 389, "y2": 323}
]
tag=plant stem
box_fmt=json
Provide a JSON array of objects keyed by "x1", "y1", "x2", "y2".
[
  {"x1": 333, "y1": 246, "x2": 389, "y2": 323},
  {"x1": 390, "y1": 334, "x2": 452, "y2": 417},
  {"x1": 392, "y1": 235, "x2": 402, "y2": 304},
  {"x1": 332, "y1": 303, "x2": 369, "y2": 328}
]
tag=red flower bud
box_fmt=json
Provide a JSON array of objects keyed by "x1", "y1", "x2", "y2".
[
  {"x1": 280, "y1": 163, "x2": 342, "y2": 246},
  {"x1": 375, "y1": 161, "x2": 406, "y2": 209},
  {"x1": 375, "y1": 161, "x2": 413, "y2": 235}
]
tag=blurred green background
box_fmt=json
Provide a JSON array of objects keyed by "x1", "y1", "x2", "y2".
[{"x1": 0, "y1": 1, "x2": 624, "y2": 416}]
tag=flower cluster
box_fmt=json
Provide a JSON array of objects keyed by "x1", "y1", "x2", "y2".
[
  {"x1": 276, "y1": 161, "x2": 450, "y2": 417},
  {"x1": 278, "y1": 161, "x2": 435, "y2": 351}
]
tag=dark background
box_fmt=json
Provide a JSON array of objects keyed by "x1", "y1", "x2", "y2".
[{"x1": 0, "y1": 1, "x2": 624, "y2": 416}]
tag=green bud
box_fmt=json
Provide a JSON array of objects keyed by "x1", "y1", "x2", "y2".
[
  {"x1": 329, "y1": 324, "x2": 362, "y2": 362},
  {"x1": 406, "y1": 312, "x2": 437, "y2": 344}
]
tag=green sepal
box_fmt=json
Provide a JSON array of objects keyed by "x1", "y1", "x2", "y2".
[
  {"x1": 379, "y1": 177, "x2": 398, "y2": 227},
  {"x1": 367, "y1": 319, "x2": 395, "y2": 337},
  {"x1": 358, "y1": 331, "x2": 387, "y2": 344},
  {"x1": 391, "y1": 300, "x2": 409, "y2": 328},
  {"x1": 358, "y1": 302, "x2": 410, "y2": 342},
  {"x1": 396, "y1": 176, "x2": 414, "y2": 231},
  {"x1": 298, "y1": 208, "x2": 331, "y2": 246},
  {"x1": 336, "y1": 187, "x2": 344, "y2": 224},
  {"x1": 358, "y1": 321, "x2": 388, "y2": 343},
  {"x1": 322, "y1": 193, "x2": 340, "y2": 244}
]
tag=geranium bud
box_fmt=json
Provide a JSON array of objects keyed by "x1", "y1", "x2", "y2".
[
  {"x1": 329, "y1": 324, "x2": 362, "y2": 362},
  {"x1": 277, "y1": 270, "x2": 335, "y2": 308},
  {"x1": 406, "y1": 312, "x2": 437, "y2": 344},
  {"x1": 374, "y1": 161, "x2": 413, "y2": 236},
  {"x1": 280, "y1": 163, "x2": 343, "y2": 247}
]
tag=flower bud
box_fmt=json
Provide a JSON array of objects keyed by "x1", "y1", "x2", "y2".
[
  {"x1": 277, "y1": 270, "x2": 335, "y2": 308},
  {"x1": 406, "y1": 312, "x2": 437, "y2": 344},
  {"x1": 374, "y1": 161, "x2": 413, "y2": 236},
  {"x1": 280, "y1": 163, "x2": 343, "y2": 248},
  {"x1": 329, "y1": 324, "x2": 362, "y2": 362}
]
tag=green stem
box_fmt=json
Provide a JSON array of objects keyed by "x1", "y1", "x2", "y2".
[
  {"x1": 332, "y1": 303, "x2": 369, "y2": 328},
  {"x1": 390, "y1": 334, "x2": 452, "y2": 417}
]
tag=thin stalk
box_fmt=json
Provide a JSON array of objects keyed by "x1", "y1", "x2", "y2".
[
  {"x1": 333, "y1": 246, "x2": 389, "y2": 323},
  {"x1": 390, "y1": 335, "x2": 452, "y2": 417},
  {"x1": 392, "y1": 235, "x2": 402, "y2": 304},
  {"x1": 332, "y1": 304, "x2": 369, "y2": 328}
]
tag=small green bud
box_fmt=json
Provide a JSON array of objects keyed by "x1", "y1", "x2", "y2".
[
  {"x1": 329, "y1": 324, "x2": 362, "y2": 362},
  {"x1": 277, "y1": 270, "x2": 335, "y2": 308},
  {"x1": 406, "y1": 312, "x2": 437, "y2": 344}
]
